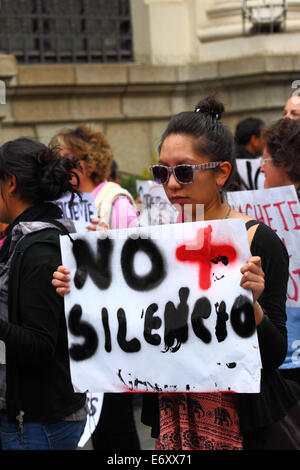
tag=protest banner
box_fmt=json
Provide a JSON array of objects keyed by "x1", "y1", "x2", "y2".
[
  {"x1": 236, "y1": 159, "x2": 265, "y2": 190},
  {"x1": 60, "y1": 218, "x2": 262, "y2": 395},
  {"x1": 227, "y1": 185, "x2": 300, "y2": 370},
  {"x1": 136, "y1": 180, "x2": 178, "y2": 226},
  {"x1": 54, "y1": 192, "x2": 97, "y2": 232}
]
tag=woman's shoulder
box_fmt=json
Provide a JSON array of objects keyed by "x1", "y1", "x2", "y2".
[
  {"x1": 16, "y1": 226, "x2": 62, "y2": 260},
  {"x1": 229, "y1": 210, "x2": 288, "y2": 257},
  {"x1": 229, "y1": 210, "x2": 260, "y2": 247},
  {"x1": 248, "y1": 219, "x2": 289, "y2": 263}
]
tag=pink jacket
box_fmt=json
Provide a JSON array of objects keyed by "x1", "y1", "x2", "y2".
[{"x1": 92, "y1": 181, "x2": 139, "y2": 229}]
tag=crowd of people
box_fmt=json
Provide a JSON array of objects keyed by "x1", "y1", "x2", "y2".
[{"x1": 0, "y1": 92, "x2": 300, "y2": 451}]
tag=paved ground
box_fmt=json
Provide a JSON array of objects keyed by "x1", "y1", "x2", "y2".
[
  {"x1": 133, "y1": 401, "x2": 156, "y2": 450},
  {"x1": 79, "y1": 399, "x2": 155, "y2": 451}
]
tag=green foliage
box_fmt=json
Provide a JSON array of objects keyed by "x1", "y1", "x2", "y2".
[
  {"x1": 120, "y1": 152, "x2": 159, "y2": 199},
  {"x1": 119, "y1": 173, "x2": 146, "y2": 199}
]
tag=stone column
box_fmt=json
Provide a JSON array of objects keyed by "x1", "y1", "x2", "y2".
[{"x1": 130, "y1": 0, "x2": 199, "y2": 65}]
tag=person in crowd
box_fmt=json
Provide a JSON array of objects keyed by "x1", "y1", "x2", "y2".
[
  {"x1": 235, "y1": 117, "x2": 265, "y2": 160},
  {"x1": 260, "y1": 117, "x2": 300, "y2": 387},
  {"x1": 261, "y1": 117, "x2": 300, "y2": 194},
  {"x1": 50, "y1": 125, "x2": 138, "y2": 231},
  {"x1": 0, "y1": 138, "x2": 87, "y2": 450},
  {"x1": 52, "y1": 97, "x2": 300, "y2": 450},
  {"x1": 283, "y1": 95, "x2": 300, "y2": 120},
  {"x1": 109, "y1": 160, "x2": 121, "y2": 184},
  {"x1": 50, "y1": 124, "x2": 140, "y2": 450},
  {"x1": 229, "y1": 117, "x2": 265, "y2": 191}
]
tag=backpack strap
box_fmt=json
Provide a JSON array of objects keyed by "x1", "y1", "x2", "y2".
[{"x1": 47, "y1": 219, "x2": 75, "y2": 244}]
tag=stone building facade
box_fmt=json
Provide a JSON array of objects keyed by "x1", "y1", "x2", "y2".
[{"x1": 0, "y1": 0, "x2": 300, "y2": 177}]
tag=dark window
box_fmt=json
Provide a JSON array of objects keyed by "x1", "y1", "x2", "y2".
[{"x1": 0, "y1": 0, "x2": 133, "y2": 63}]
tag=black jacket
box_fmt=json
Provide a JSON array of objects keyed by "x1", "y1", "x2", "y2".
[{"x1": 1, "y1": 225, "x2": 86, "y2": 422}]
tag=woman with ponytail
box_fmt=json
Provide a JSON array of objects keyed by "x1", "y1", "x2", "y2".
[{"x1": 0, "y1": 138, "x2": 87, "y2": 450}]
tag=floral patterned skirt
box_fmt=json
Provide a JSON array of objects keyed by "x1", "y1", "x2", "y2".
[{"x1": 156, "y1": 392, "x2": 243, "y2": 450}]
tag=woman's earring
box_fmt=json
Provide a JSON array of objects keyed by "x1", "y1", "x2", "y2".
[
  {"x1": 218, "y1": 186, "x2": 224, "y2": 203},
  {"x1": 8, "y1": 192, "x2": 13, "y2": 198}
]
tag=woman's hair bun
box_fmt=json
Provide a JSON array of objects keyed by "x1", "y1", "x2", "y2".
[
  {"x1": 0, "y1": 137, "x2": 81, "y2": 204},
  {"x1": 194, "y1": 96, "x2": 225, "y2": 121}
]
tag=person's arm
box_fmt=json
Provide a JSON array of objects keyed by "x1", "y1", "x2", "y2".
[
  {"x1": 0, "y1": 242, "x2": 65, "y2": 366},
  {"x1": 240, "y1": 255, "x2": 265, "y2": 326},
  {"x1": 249, "y1": 224, "x2": 289, "y2": 369},
  {"x1": 110, "y1": 196, "x2": 139, "y2": 229},
  {"x1": 52, "y1": 265, "x2": 71, "y2": 295}
]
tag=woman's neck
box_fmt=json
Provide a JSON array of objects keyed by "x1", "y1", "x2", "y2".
[
  {"x1": 9, "y1": 200, "x2": 34, "y2": 225},
  {"x1": 202, "y1": 200, "x2": 231, "y2": 222}
]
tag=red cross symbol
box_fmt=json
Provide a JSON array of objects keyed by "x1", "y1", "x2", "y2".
[{"x1": 176, "y1": 225, "x2": 237, "y2": 290}]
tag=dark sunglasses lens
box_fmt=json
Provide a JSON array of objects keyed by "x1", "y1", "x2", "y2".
[
  {"x1": 152, "y1": 166, "x2": 168, "y2": 184},
  {"x1": 174, "y1": 165, "x2": 194, "y2": 183}
]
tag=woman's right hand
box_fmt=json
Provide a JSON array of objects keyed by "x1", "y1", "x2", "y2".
[{"x1": 52, "y1": 266, "x2": 71, "y2": 297}]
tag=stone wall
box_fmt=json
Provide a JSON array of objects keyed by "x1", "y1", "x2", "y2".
[{"x1": 0, "y1": 1, "x2": 300, "y2": 177}]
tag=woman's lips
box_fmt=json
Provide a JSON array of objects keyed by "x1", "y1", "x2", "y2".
[{"x1": 170, "y1": 196, "x2": 188, "y2": 205}]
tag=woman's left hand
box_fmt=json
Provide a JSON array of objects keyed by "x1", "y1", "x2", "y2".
[
  {"x1": 240, "y1": 256, "x2": 265, "y2": 325},
  {"x1": 240, "y1": 256, "x2": 265, "y2": 302}
]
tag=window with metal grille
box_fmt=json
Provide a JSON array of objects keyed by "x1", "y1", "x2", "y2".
[{"x1": 0, "y1": 0, "x2": 133, "y2": 64}]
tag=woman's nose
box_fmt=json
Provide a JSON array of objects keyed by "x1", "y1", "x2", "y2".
[{"x1": 167, "y1": 170, "x2": 181, "y2": 188}]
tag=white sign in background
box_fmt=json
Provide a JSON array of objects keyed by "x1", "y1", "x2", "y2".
[
  {"x1": 236, "y1": 159, "x2": 265, "y2": 190},
  {"x1": 61, "y1": 218, "x2": 262, "y2": 395},
  {"x1": 136, "y1": 180, "x2": 179, "y2": 226},
  {"x1": 227, "y1": 185, "x2": 300, "y2": 369},
  {"x1": 54, "y1": 192, "x2": 97, "y2": 232},
  {"x1": 78, "y1": 392, "x2": 104, "y2": 448}
]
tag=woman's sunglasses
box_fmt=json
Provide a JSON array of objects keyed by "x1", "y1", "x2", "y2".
[{"x1": 150, "y1": 162, "x2": 221, "y2": 185}]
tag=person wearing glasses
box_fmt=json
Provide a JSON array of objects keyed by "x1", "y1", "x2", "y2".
[
  {"x1": 52, "y1": 97, "x2": 300, "y2": 450},
  {"x1": 260, "y1": 117, "x2": 300, "y2": 390},
  {"x1": 260, "y1": 118, "x2": 300, "y2": 197}
]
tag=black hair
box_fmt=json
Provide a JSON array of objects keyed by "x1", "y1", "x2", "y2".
[
  {"x1": 109, "y1": 160, "x2": 118, "y2": 180},
  {"x1": 159, "y1": 96, "x2": 236, "y2": 190},
  {"x1": 0, "y1": 137, "x2": 81, "y2": 203},
  {"x1": 235, "y1": 117, "x2": 265, "y2": 146},
  {"x1": 263, "y1": 118, "x2": 300, "y2": 183}
]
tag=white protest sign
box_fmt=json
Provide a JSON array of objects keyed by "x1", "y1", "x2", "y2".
[
  {"x1": 136, "y1": 180, "x2": 179, "y2": 226},
  {"x1": 54, "y1": 192, "x2": 97, "y2": 232},
  {"x1": 61, "y1": 218, "x2": 262, "y2": 394},
  {"x1": 236, "y1": 159, "x2": 265, "y2": 190},
  {"x1": 78, "y1": 392, "x2": 104, "y2": 448},
  {"x1": 227, "y1": 185, "x2": 300, "y2": 370}
]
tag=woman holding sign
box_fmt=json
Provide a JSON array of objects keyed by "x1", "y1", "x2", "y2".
[
  {"x1": 0, "y1": 138, "x2": 87, "y2": 450},
  {"x1": 53, "y1": 98, "x2": 300, "y2": 450}
]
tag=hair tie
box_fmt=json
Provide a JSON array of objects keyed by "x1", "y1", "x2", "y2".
[{"x1": 194, "y1": 107, "x2": 219, "y2": 120}]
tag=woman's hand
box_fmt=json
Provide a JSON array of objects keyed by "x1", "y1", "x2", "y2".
[
  {"x1": 240, "y1": 256, "x2": 265, "y2": 325},
  {"x1": 52, "y1": 266, "x2": 71, "y2": 297},
  {"x1": 86, "y1": 218, "x2": 109, "y2": 232}
]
